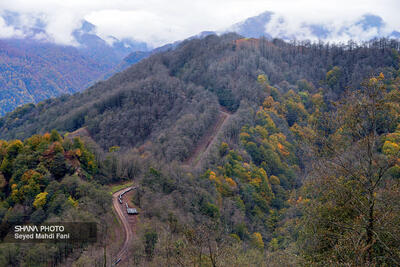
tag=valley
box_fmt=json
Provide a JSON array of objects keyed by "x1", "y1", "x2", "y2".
[{"x1": 0, "y1": 4, "x2": 399, "y2": 266}]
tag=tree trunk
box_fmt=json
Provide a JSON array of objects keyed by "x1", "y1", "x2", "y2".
[{"x1": 365, "y1": 194, "x2": 375, "y2": 265}]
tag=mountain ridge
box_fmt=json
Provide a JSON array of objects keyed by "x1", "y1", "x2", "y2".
[
  {"x1": 0, "y1": 34, "x2": 398, "y2": 151},
  {"x1": 0, "y1": 16, "x2": 151, "y2": 115},
  {"x1": 0, "y1": 10, "x2": 399, "y2": 116}
]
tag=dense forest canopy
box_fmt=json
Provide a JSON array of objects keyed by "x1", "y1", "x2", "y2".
[
  {"x1": 0, "y1": 35, "x2": 399, "y2": 154},
  {"x1": 0, "y1": 38, "x2": 129, "y2": 116},
  {"x1": 1, "y1": 34, "x2": 400, "y2": 266},
  {"x1": 0, "y1": 131, "x2": 112, "y2": 266}
]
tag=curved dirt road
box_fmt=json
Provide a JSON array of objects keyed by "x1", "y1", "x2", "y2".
[
  {"x1": 111, "y1": 108, "x2": 232, "y2": 264},
  {"x1": 112, "y1": 188, "x2": 135, "y2": 265}
]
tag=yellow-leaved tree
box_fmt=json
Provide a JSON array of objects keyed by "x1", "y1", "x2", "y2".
[
  {"x1": 300, "y1": 74, "x2": 400, "y2": 266},
  {"x1": 251, "y1": 232, "x2": 264, "y2": 250},
  {"x1": 33, "y1": 192, "x2": 48, "y2": 209}
]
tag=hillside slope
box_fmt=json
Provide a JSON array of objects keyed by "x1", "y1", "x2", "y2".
[
  {"x1": 0, "y1": 35, "x2": 398, "y2": 161},
  {"x1": 0, "y1": 18, "x2": 149, "y2": 115},
  {"x1": 0, "y1": 39, "x2": 112, "y2": 115},
  {"x1": 1, "y1": 34, "x2": 400, "y2": 266}
]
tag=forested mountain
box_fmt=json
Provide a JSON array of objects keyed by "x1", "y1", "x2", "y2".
[
  {"x1": 0, "y1": 38, "x2": 114, "y2": 115},
  {"x1": 1, "y1": 34, "x2": 400, "y2": 266},
  {"x1": 2, "y1": 9, "x2": 399, "y2": 117},
  {"x1": 0, "y1": 17, "x2": 149, "y2": 115},
  {"x1": 102, "y1": 41, "x2": 179, "y2": 81},
  {"x1": 1, "y1": 35, "x2": 398, "y2": 149}
]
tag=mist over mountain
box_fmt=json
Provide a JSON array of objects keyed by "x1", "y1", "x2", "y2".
[
  {"x1": 101, "y1": 11, "x2": 400, "y2": 83},
  {"x1": 0, "y1": 12, "x2": 151, "y2": 115},
  {"x1": 72, "y1": 20, "x2": 149, "y2": 64},
  {"x1": 229, "y1": 11, "x2": 400, "y2": 42},
  {"x1": 0, "y1": 9, "x2": 399, "y2": 116},
  {"x1": 1, "y1": 10, "x2": 149, "y2": 50},
  {"x1": 113, "y1": 11, "x2": 400, "y2": 79}
]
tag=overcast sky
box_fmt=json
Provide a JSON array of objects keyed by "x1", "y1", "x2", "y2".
[{"x1": 0, "y1": 0, "x2": 399, "y2": 47}]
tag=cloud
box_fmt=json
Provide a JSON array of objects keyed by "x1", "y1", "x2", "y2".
[
  {"x1": 44, "y1": 12, "x2": 82, "y2": 45},
  {"x1": 0, "y1": 16, "x2": 23, "y2": 39},
  {"x1": 0, "y1": 0, "x2": 398, "y2": 47},
  {"x1": 84, "y1": 10, "x2": 182, "y2": 47},
  {"x1": 264, "y1": 13, "x2": 395, "y2": 43},
  {"x1": 0, "y1": 9, "x2": 82, "y2": 45}
]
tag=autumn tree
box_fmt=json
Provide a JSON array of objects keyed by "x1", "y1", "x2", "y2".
[
  {"x1": 251, "y1": 232, "x2": 265, "y2": 250},
  {"x1": 144, "y1": 229, "x2": 158, "y2": 261},
  {"x1": 33, "y1": 192, "x2": 48, "y2": 209},
  {"x1": 300, "y1": 74, "x2": 400, "y2": 265}
]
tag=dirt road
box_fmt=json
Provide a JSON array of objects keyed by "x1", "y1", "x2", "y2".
[
  {"x1": 111, "y1": 107, "x2": 232, "y2": 264},
  {"x1": 112, "y1": 187, "x2": 136, "y2": 265},
  {"x1": 185, "y1": 108, "x2": 232, "y2": 168}
]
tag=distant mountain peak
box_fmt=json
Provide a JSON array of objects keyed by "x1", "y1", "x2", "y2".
[
  {"x1": 230, "y1": 11, "x2": 273, "y2": 38},
  {"x1": 0, "y1": 11, "x2": 148, "y2": 52},
  {"x1": 228, "y1": 11, "x2": 398, "y2": 42},
  {"x1": 1, "y1": 10, "x2": 20, "y2": 26},
  {"x1": 77, "y1": 20, "x2": 96, "y2": 35},
  {"x1": 357, "y1": 14, "x2": 385, "y2": 30}
]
